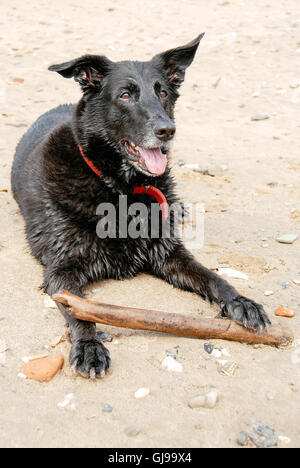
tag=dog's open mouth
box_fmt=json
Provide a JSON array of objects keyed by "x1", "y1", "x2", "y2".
[{"x1": 123, "y1": 141, "x2": 167, "y2": 176}]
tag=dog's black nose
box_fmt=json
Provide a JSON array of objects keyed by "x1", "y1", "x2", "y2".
[{"x1": 154, "y1": 121, "x2": 176, "y2": 142}]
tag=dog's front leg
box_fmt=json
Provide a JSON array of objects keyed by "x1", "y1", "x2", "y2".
[
  {"x1": 43, "y1": 268, "x2": 110, "y2": 379},
  {"x1": 151, "y1": 244, "x2": 271, "y2": 331}
]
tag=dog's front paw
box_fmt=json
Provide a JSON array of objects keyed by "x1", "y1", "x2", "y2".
[
  {"x1": 70, "y1": 338, "x2": 111, "y2": 379},
  {"x1": 218, "y1": 296, "x2": 271, "y2": 331}
]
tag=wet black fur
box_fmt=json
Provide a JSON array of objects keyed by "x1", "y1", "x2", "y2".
[{"x1": 11, "y1": 35, "x2": 271, "y2": 378}]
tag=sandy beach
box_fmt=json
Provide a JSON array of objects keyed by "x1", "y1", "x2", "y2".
[{"x1": 0, "y1": 0, "x2": 299, "y2": 448}]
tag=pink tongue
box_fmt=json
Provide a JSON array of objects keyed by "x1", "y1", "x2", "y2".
[{"x1": 138, "y1": 147, "x2": 167, "y2": 175}]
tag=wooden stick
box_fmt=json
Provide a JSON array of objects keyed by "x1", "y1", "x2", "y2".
[{"x1": 52, "y1": 290, "x2": 294, "y2": 347}]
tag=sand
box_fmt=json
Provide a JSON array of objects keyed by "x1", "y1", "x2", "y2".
[{"x1": 0, "y1": 0, "x2": 299, "y2": 448}]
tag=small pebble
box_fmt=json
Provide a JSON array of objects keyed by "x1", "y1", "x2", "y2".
[
  {"x1": 44, "y1": 297, "x2": 56, "y2": 309},
  {"x1": 21, "y1": 354, "x2": 64, "y2": 382},
  {"x1": 211, "y1": 349, "x2": 222, "y2": 359},
  {"x1": 293, "y1": 280, "x2": 300, "y2": 285},
  {"x1": 237, "y1": 432, "x2": 249, "y2": 446},
  {"x1": 18, "y1": 373, "x2": 28, "y2": 380},
  {"x1": 278, "y1": 281, "x2": 289, "y2": 289},
  {"x1": 248, "y1": 420, "x2": 278, "y2": 448},
  {"x1": 11, "y1": 77, "x2": 24, "y2": 83},
  {"x1": 184, "y1": 163, "x2": 199, "y2": 170},
  {"x1": 274, "y1": 306, "x2": 295, "y2": 318},
  {"x1": 276, "y1": 89, "x2": 287, "y2": 95},
  {"x1": 276, "y1": 234, "x2": 299, "y2": 244},
  {"x1": 58, "y1": 393, "x2": 74, "y2": 409},
  {"x1": 134, "y1": 388, "x2": 150, "y2": 399},
  {"x1": 166, "y1": 348, "x2": 177, "y2": 358},
  {"x1": 204, "y1": 343, "x2": 213, "y2": 354},
  {"x1": 101, "y1": 403, "x2": 113, "y2": 413},
  {"x1": 6, "y1": 121, "x2": 28, "y2": 128},
  {"x1": 290, "y1": 79, "x2": 300, "y2": 89},
  {"x1": 125, "y1": 426, "x2": 140, "y2": 437},
  {"x1": 264, "y1": 291, "x2": 274, "y2": 296},
  {"x1": 266, "y1": 391, "x2": 276, "y2": 400},
  {"x1": 251, "y1": 114, "x2": 270, "y2": 121},
  {"x1": 188, "y1": 389, "x2": 220, "y2": 409},
  {"x1": 237, "y1": 420, "x2": 277, "y2": 448},
  {"x1": 162, "y1": 356, "x2": 183, "y2": 372}
]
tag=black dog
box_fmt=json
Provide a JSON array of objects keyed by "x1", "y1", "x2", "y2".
[{"x1": 11, "y1": 34, "x2": 271, "y2": 378}]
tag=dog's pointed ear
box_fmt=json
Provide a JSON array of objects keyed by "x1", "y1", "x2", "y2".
[
  {"x1": 48, "y1": 55, "x2": 112, "y2": 91},
  {"x1": 152, "y1": 33, "x2": 205, "y2": 87}
]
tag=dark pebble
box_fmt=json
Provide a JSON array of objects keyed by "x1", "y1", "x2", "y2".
[{"x1": 204, "y1": 343, "x2": 213, "y2": 354}]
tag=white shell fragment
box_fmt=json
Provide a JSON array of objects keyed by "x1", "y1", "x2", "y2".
[
  {"x1": 217, "y1": 360, "x2": 238, "y2": 376},
  {"x1": 58, "y1": 393, "x2": 74, "y2": 409},
  {"x1": 278, "y1": 435, "x2": 291, "y2": 444},
  {"x1": 162, "y1": 356, "x2": 183, "y2": 372},
  {"x1": 211, "y1": 349, "x2": 222, "y2": 359},
  {"x1": 44, "y1": 297, "x2": 56, "y2": 309},
  {"x1": 264, "y1": 291, "x2": 274, "y2": 296},
  {"x1": 217, "y1": 268, "x2": 249, "y2": 280},
  {"x1": 134, "y1": 388, "x2": 150, "y2": 399},
  {"x1": 18, "y1": 373, "x2": 28, "y2": 380},
  {"x1": 188, "y1": 389, "x2": 220, "y2": 409}
]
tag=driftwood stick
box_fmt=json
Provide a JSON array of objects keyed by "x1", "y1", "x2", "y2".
[{"x1": 52, "y1": 290, "x2": 294, "y2": 347}]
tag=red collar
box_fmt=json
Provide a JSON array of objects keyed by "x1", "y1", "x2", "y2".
[{"x1": 78, "y1": 145, "x2": 168, "y2": 221}]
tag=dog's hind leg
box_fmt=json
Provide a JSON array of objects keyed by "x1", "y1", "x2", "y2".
[
  {"x1": 150, "y1": 243, "x2": 271, "y2": 331},
  {"x1": 43, "y1": 267, "x2": 110, "y2": 379}
]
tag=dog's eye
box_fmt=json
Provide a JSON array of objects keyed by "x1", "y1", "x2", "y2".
[
  {"x1": 159, "y1": 90, "x2": 168, "y2": 99},
  {"x1": 120, "y1": 92, "x2": 131, "y2": 100}
]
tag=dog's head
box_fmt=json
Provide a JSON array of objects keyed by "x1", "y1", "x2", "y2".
[{"x1": 49, "y1": 34, "x2": 204, "y2": 178}]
